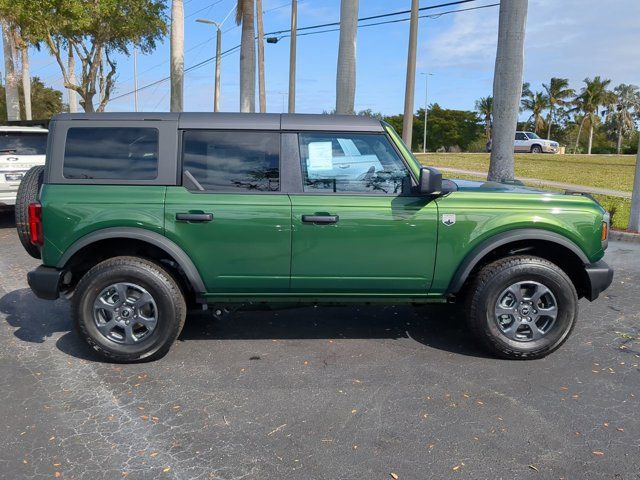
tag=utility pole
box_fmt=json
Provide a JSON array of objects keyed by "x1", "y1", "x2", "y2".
[
  {"x1": 133, "y1": 47, "x2": 139, "y2": 112},
  {"x1": 402, "y1": 0, "x2": 419, "y2": 148},
  {"x1": 170, "y1": 0, "x2": 184, "y2": 112},
  {"x1": 288, "y1": 0, "x2": 297, "y2": 113},
  {"x1": 421, "y1": 73, "x2": 433, "y2": 153},
  {"x1": 256, "y1": 0, "x2": 266, "y2": 113},
  {"x1": 630, "y1": 132, "x2": 640, "y2": 232},
  {"x1": 196, "y1": 18, "x2": 225, "y2": 111}
]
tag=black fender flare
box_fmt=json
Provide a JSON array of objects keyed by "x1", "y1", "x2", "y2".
[
  {"x1": 57, "y1": 227, "x2": 206, "y2": 293},
  {"x1": 446, "y1": 228, "x2": 589, "y2": 294}
]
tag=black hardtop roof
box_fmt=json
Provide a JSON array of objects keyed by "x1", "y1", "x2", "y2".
[{"x1": 52, "y1": 112, "x2": 385, "y2": 132}]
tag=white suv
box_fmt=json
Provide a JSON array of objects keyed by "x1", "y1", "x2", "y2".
[
  {"x1": 0, "y1": 126, "x2": 48, "y2": 206},
  {"x1": 514, "y1": 131, "x2": 559, "y2": 154}
]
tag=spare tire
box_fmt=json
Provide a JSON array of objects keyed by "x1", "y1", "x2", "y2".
[{"x1": 15, "y1": 165, "x2": 45, "y2": 259}]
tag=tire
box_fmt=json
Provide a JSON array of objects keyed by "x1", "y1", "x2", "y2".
[
  {"x1": 465, "y1": 255, "x2": 578, "y2": 360},
  {"x1": 72, "y1": 256, "x2": 187, "y2": 363},
  {"x1": 530, "y1": 145, "x2": 543, "y2": 154},
  {"x1": 15, "y1": 165, "x2": 44, "y2": 259}
]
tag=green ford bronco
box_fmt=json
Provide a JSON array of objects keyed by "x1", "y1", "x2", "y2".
[{"x1": 17, "y1": 113, "x2": 613, "y2": 362}]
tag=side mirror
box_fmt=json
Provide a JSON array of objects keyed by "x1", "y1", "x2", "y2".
[{"x1": 418, "y1": 166, "x2": 443, "y2": 195}]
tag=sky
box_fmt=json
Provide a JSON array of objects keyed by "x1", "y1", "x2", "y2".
[{"x1": 6, "y1": 0, "x2": 640, "y2": 116}]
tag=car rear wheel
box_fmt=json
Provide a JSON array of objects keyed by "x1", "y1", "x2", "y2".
[
  {"x1": 72, "y1": 256, "x2": 186, "y2": 362},
  {"x1": 530, "y1": 145, "x2": 543, "y2": 154},
  {"x1": 465, "y1": 255, "x2": 578, "y2": 360},
  {"x1": 15, "y1": 165, "x2": 44, "y2": 259}
]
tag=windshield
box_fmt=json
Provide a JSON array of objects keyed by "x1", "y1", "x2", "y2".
[
  {"x1": 382, "y1": 122, "x2": 420, "y2": 179},
  {"x1": 0, "y1": 131, "x2": 47, "y2": 155},
  {"x1": 526, "y1": 132, "x2": 540, "y2": 139}
]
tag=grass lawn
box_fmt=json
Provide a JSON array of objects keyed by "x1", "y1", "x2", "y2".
[
  {"x1": 415, "y1": 152, "x2": 635, "y2": 192},
  {"x1": 415, "y1": 153, "x2": 634, "y2": 230}
]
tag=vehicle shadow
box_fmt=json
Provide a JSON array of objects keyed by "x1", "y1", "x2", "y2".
[
  {"x1": 0, "y1": 288, "x2": 489, "y2": 362},
  {"x1": 0, "y1": 208, "x2": 15, "y2": 229}
]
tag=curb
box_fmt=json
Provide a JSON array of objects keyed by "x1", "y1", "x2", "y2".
[{"x1": 610, "y1": 230, "x2": 640, "y2": 243}]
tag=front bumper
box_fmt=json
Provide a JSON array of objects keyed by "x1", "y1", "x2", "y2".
[
  {"x1": 584, "y1": 260, "x2": 614, "y2": 301},
  {"x1": 27, "y1": 266, "x2": 64, "y2": 300},
  {"x1": 542, "y1": 144, "x2": 559, "y2": 153}
]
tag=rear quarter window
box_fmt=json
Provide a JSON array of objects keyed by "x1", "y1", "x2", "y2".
[{"x1": 63, "y1": 127, "x2": 159, "y2": 180}]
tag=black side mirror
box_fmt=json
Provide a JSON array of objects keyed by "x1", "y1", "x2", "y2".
[{"x1": 418, "y1": 166, "x2": 442, "y2": 195}]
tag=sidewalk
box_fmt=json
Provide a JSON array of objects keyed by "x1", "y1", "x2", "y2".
[{"x1": 438, "y1": 167, "x2": 631, "y2": 199}]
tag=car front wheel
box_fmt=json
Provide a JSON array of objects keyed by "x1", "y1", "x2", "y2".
[
  {"x1": 72, "y1": 256, "x2": 186, "y2": 362},
  {"x1": 466, "y1": 256, "x2": 578, "y2": 360}
]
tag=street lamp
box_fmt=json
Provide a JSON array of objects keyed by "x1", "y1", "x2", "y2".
[
  {"x1": 421, "y1": 72, "x2": 434, "y2": 153},
  {"x1": 196, "y1": 18, "x2": 222, "y2": 112}
]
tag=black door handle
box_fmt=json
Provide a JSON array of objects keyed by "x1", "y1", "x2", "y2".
[
  {"x1": 176, "y1": 213, "x2": 213, "y2": 222},
  {"x1": 301, "y1": 215, "x2": 339, "y2": 224}
]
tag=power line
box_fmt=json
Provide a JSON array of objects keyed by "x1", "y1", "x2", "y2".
[
  {"x1": 264, "y1": 0, "x2": 482, "y2": 36},
  {"x1": 110, "y1": 0, "x2": 493, "y2": 102}
]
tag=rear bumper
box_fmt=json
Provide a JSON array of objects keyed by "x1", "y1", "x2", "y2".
[
  {"x1": 27, "y1": 266, "x2": 64, "y2": 300},
  {"x1": 584, "y1": 260, "x2": 614, "y2": 301}
]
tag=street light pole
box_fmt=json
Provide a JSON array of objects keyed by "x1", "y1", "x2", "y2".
[
  {"x1": 421, "y1": 73, "x2": 433, "y2": 153},
  {"x1": 133, "y1": 47, "x2": 139, "y2": 112},
  {"x1": 288, "y1": 0, "x2": 297, "y2": 113}
]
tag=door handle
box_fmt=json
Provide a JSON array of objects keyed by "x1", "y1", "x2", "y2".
[
  {"x1": 301, "y1": 215, "x2": 339, "y2": 224},
  {"x1": 176, "y1": 213, "x2": 213, "y2": 222}
]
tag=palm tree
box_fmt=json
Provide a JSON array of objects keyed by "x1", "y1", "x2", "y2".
[
  {"x1": 170, "y1": 0, "x2": 184, "y2": 112},
  {"x1": 1, "y1": 21, "x2": 20, "y2": 120},
  {"x1": 521, "y1": 91, "x2": 548, "y2": 135},
  {"x1": 543, "y1": 77, "x2": 574, "y2": 139},
  {"x1": 236, "y1": 0, "x2": 256, "y2": 112},
  {"x1": 573, "y1": 76, "x2": 613, "y2": 155},
  {"x1": 336, "y1": 0, "x2": 359, "y2": 114},
  {"x1": 488, "y1": 0, "x2": 528, "y2": 182},
  {"x1": 606, "y1": 84, "x2": 640, "y2": 154},
  {"x1": 475, "y1": 96, "x2": 493, "y2": 140}
]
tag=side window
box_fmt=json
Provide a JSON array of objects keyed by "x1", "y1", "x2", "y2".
[
  {"x1": 515, "y1": 132, "x2": 527, "y2": 141},
  {"x1": 182, "y1": 130, "x2": 280, "y2": 192},
  {"x1": 0, "y1": 132, "x2": 47, "y2": 155},
  {"x1": 63, "y1": 127, "x2": 158, "y2": 180},
  {"x1": 298, "y1": 133, "x2": 409, "y2": 194}
]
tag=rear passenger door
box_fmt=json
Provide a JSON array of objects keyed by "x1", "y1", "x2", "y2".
[
  {"x1": 164, "y1": 130, "x2": 292, "y2": 294},
  {"x1": 288, "y1": 131, "x2": 438, "y2": 294},
  {"x1": 514, "y1": 132, "x2": 528, "y2": 152}
]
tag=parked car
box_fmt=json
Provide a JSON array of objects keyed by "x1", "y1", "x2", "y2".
[
  {"x1": 486, "y1": 131, "x2": 560, "y2": 154},
  {"x1": 18, "y1": 113, "x2": 612, "y2": 362},
  {"x1": 0, "y1": 126, "x2": 48, "y2": 206}
]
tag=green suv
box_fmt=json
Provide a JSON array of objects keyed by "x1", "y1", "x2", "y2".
[{"x1": 18, "y1": 113, "x2": 613, "y2": 362}]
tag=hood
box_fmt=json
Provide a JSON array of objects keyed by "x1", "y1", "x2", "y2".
[{"x1": 448, "y1": 178, "x2": 553, "y2": 195}]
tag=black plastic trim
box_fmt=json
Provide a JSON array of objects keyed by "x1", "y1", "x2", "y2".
[
  {"x1": 447, "y1": 229, "x2": 590, "y2": 294},
  {"x1": 584, "y1": 260, "x2": 614, "y2": 301},
  {"x1": 57, "y1": 227, "x2": 206, "y2": 293},
  {"x1": 27, "y1": 266, "x2": 64, "y2": 300}
]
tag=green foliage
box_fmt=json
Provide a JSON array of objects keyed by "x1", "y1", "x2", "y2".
[{"x1": 0, "y1": 77, "x2": 65, "y2": 120}]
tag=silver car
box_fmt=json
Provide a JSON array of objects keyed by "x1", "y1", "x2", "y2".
[
  {"x1": 0, "y1": 126, "x2": 48, "y2": 206},
  {"x1": 514, "y1": 131, "x2": 559, "y2": 154}
]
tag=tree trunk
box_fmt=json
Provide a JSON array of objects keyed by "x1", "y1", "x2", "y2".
[
  {"x1": 67, "y1": 45, "x2": 78, "y2": 113},
  {"x1": 2, "y1": 23, "x2": 20, "y2": 121},
  {"x1": 335, "y1": 0, "x2": 358, "y2": 115},
  {"x1": 401, "y1": 0, "x2": 419, "y2": 147},
  {"x1": 574, "y1": 116, "x2": 586, "y2": 153},
  {"x1": 546, "y1": 110, "x2": 553, "y2": 139},
  {"x1": 239, "y1": 0, "x2": 256, "y2": 112},
  {"x1": 488, "y1": 0, "x2": 528, "y2": 182},
  {"x1": 256, "y1": 0, "x2": 266, "y2": 113},
  {"x1": 587, "y1": 121, "x2": 594, "y2": 155},
  {"x1": 629, "y1": 132, "x2": 640, "y2": 232},
  {"x1": 617, "y1": 127, "x2": 623, "y2": 155},
  {"x1": 19, "y1": 43, "x2": 32, "y2": 120},
  {"x1": 170, "y1": 0, "x2": 184, "y2": 112},
  {"x1": 287, "y1": 0, "x2": 296, "y2": 113}
]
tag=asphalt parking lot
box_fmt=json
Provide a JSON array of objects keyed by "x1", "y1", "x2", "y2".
[{"x1": 0, "y1": 208, "x2": 638, "y2": 480}]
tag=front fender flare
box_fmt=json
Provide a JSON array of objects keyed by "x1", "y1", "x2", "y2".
[{"x1": 446, "y1": 228, "x2": 589, "y2": 295}]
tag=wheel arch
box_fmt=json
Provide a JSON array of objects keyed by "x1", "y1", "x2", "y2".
[
  {"x1": 58, "y1": 227, "x2": 206, "y2": 294},
  {"x1": 447, "y1": 229, "x2": 590, "y2": 298}
]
